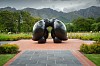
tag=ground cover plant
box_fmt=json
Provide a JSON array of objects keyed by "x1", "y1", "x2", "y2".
[
  {"x1": 0, "y1": 44, "x2": 19, "y2": 54},
  {"x1": 0, "y1": 44, "x2": 19, "y2": 66},
  {"x1": 80, "y1": 42, "x2": 100, "y2": 66},
  {"x1": 0, "y1": 33, "x2": 32, "y2": 41},
  {"x1": 0, "y1": 32, "x2": 100, "y2": 42},
  {"x1": 80, "y1": 43, "x2": 100, "y2": 54},
  {"x1": 68, "y1": 32, "x2": 100, "y2": 42}
]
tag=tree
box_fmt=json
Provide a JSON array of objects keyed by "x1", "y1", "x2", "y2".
[
  {"x1": 0, "y1": 10, "x2": 41, "y2": 33},
  {"x1": 65, "y1": 23, "x2": 74, "y2": 32},
  {"x1": 0, "y1": 11, "x2": 16, "y2": 32},
  {"x1": 96, "y1": 17, "x2": 100, "y2": 23},
  {"x1": 72, "y1": 17, "x2": 95, "y2": 31},
  {"x1": 20, "y1": 11, "x2": 41, "y2": 32},
  {"x1": 91, "y1": 22, "x2": 100, "y2": 31},
  {"x1": 86, "y1": 18, "x2": 96, "y2": 31}
]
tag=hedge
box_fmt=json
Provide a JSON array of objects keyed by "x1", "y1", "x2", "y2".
[{"x1": 0, "y1": 44, "x2": 19, "y2": 54}]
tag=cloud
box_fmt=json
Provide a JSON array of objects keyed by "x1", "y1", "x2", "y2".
[
  {"x1": 63, "y1": 0, "x2": 100, "y2": 12},
  {"x1": 0, "y1": 0, "x2": 100, "y2": 12}
]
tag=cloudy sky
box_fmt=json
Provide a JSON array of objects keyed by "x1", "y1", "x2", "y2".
[{"x1": 0, "y1": 0, "x2": 100, "y2": 13}]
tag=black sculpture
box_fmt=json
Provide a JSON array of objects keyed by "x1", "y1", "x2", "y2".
[{"x1": 32, "y1": 18, "x2": 68, "y2": 43}]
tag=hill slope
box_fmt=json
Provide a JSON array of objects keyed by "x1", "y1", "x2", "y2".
[{"x1": 0, "y1": 6, "x2": 100, "y2": 22}]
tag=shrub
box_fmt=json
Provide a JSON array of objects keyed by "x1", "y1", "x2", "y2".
[
  {"x1": 80, "y1": 43, "x2": 100, "y2": 54},
  {"x1": 80, "y1": 44, "x2": 89, "y2": 53},
  {"x1": 0, "y1": 44, "x2": 19, "y2": 54},
  {"x1": 68, "y1": 32, "x2": 100, "y2": 42},
  {"x1": 0, "y1": 33, "x2": 32, "y2": 41}
]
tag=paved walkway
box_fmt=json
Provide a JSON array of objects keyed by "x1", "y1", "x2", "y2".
[
  {"x1": 10, "y1": 50, "x2": 82, "y2": 66},
  {"x1": 0, "y1": 41, "x2": 14, "y2": 45},
  {"x1": 4, "y1": 39, "x2": 96, "y2": 66}
]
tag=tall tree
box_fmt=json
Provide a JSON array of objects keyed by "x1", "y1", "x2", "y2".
[
  {"x1": 0, "y1": 11, "x2": 15, "y2": 32},
  {"x1": 72, "y1": 17, "x2": 95, "y2": 31},
  {"x1": 0, "y1": 10, "x2": 41, "y2": 33}
]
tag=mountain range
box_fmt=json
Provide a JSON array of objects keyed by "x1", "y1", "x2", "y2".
[{"x1": 0, "y1": 6, "x2": 100, "y2": 22}]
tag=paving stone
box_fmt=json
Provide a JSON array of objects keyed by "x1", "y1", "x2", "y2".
[
  {"x1": 67, "y1": 64, "x2": 83, "y2": 66},
  {"x1": 10, "y1": 64, "x2": 26, "y2": 66},
  {"x1": 38, "y1": 60, "x2": 55, "y2": 64},
  {"x1": 10, "y1": 60, "x2": 20, "y2": 65},
  {"x1": 31, "y1": 57, "x2": 47, "y2": 61},
  {"x1": 47, "y1": 64, "x2": 68, "y2": 66},
  {"x1": 0, "y1": 41, "x2": 14, "y2": 45},
  {"x1": 26, "y1": 64, "x2": 46, "y2": 66},
  {"x1": 56, "y1": 60, "x2": 74, "y2": 64},
  {"x1": 10, "y1": 50, "x2": 82, "y2": 66},
  {"x1": 16, "y1": 60, "x2": 37, "y2": 64},
  {"x1": 48, "y1": 56, "x2": 63, "y2": 60},
  {"x1": 17, "y1": 57, "x2": 30, "y2": 60}
]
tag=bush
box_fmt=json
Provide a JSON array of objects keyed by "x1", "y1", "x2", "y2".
[
  {"x1": 0, "y1": 33, "x2": 32, "y2": 41},
  {"x1": 68, "y1": 32, "x2": 100, "y2": 42},
  {"x1": 80, "y1": 44, "x2": 100, "y2": 54},
  {"x1": 80, "y1": 44, "x2": 89, "y2": 53},
  {"x1": 0, "y1": 44, "x2": 19, "y2": 54}
]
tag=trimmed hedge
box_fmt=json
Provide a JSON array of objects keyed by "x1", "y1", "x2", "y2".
[
  {"x1": 0, "y1": 44, "x2": 19, "y2": 54},
  {"x1": 80, "y1": 44, "x2": 100, "y2": 54}
]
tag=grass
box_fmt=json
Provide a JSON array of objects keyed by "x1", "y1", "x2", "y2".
[
  {"x1": 84, "y1": 54, "x2": 100, "y2": 66},
  {"x1": 0, "y1": 54, "x2": 15, "y2": 66}
]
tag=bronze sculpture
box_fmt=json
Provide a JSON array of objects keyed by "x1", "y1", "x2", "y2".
[{"x1": 32, "y1": 18, "x2": 68, "y2": 43}]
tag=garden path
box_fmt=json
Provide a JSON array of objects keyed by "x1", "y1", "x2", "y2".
[{"x1": 4, "y1": 39, "x2": 96, "y2": 66}]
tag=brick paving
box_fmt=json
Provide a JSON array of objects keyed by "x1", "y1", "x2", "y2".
[
  {"x1": 9, "y1": 39, "x2": 87, "y2": 50},
  {"x1": 4, "y1": 39, "x2": 96, "y2": 66}
]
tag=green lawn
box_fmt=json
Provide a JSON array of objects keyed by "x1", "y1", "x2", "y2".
[
  {"x1": 0, "y1": 54, "x2": 15, "y2": 66},
  {"x1": 84, "y1": 54, "x2": 100, "y2": 66}
]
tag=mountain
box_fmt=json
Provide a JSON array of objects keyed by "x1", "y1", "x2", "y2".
[
  {"x1": 0, "y1": 6, "x2": 100, "y2": 22},
  {"x1": 22, "y1": 8, "x2": 69, "y2": 22},
  {"x1": 0, "y1": 7, "x2": 16, "y2": 11},
  {"x1": 71, "y1": 6, "x2": 100, "y2": 18}
]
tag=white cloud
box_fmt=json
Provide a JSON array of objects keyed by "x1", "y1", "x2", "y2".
[
  {"x1": 0, "y1": 0, "x2": 100, "y2": 12},
  {"x1": 62, "y1": 0, "x2": 100, "y2": 12}
]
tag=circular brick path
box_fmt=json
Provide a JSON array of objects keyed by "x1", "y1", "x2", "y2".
[{"x1": 4, "y1": 39, "x2": 96, "y2": 66}]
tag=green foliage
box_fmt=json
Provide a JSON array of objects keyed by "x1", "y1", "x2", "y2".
[
  {"x1": 65, "y1": 23, "x2": 74, "y2": 32},
  {"x1": 68, "y1": 32, "x2": 100, "y2": 42},
  {"x1": 72, "y1": 17, "x2": 95, "y2": 31},
  {"x1": 0, "y1": 10, "x2": 100, "y2": 33},
  {"x1": 20, "y1": 11, "x2": 41, "y2": 32},
  {"x1": 0, "y1": 33, "x2": 32, "y2": 41},
  {"x1": 91, "y1": 22, "x2": 100, "y2": 31},
  {"x1": 80, "y1": 44, "x2": 89, "y2": 53},
  {"x1": 0, "y1": 11, "x2": 15, "y2": 32},
  {"x1": 80, "y1": 44, "x2": 100, "y2": 54},
  {"x1": 68, "y1": 17, "x2": 100, "y2": 32},
  {"x1": 0, "y1": 44, "x2": 19, "y2": 54},
  {"x1": 0, "y1": 10, "x2": 41, "y2": 33},
  {"x1": 96, "y1": 17, "x2": 100, "y2": 23},
  {"x1": 0, "y1": 54, "x2": 15, "y2": 66},
  {"x1": 47, "y1": 27, "x2": 52, "y2": 33}
]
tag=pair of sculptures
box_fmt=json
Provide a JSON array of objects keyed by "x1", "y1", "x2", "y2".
[{"x1": 32, "y1": 18, "x2": 68, "y2": 43}]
